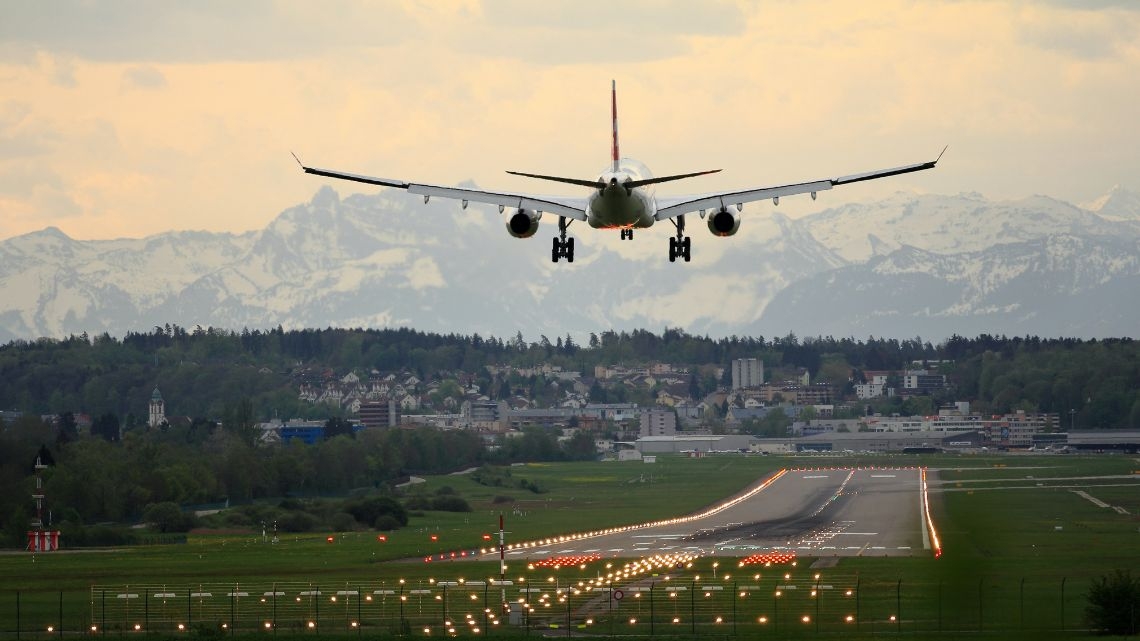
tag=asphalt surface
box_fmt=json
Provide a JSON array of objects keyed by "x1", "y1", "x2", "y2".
[{"x1": 493, "y1": 468, "x2": 926, "y2": 561}]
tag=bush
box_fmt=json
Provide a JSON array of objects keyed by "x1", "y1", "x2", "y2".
[
  {"x1": 330, "y1": 512, "x2": 358, "y2": 532},
  {"x1": 220, "y1": 511, "x2": 253, "y2": 528},
  {"x1": 430, "y1": 496, "x2": 472, "y2": 512},
  {"x1": 404, "y1": 495, "x2": 433, "y2": 511},
  {"x1": 345, "y1": 495, "x2": 408, "y2": 528},
  {"x1": 278, "y1": 498, "x2": 304, "y2": 511},
  {"x1": 277, "y1": 511, "x2": 318, "y2": 533},
  {"x1": 143, "y1": 502, "x2": 198, "y2": 533},
  {"x1": 373, "y1": 514, "x2": 402, "y2": 531},
  {"x1": 491, "y1": 495, "x2": 514, "y2": 504},
  {"x1": 1086, "y1": 569, "x2": 1140, "y2": 635}
]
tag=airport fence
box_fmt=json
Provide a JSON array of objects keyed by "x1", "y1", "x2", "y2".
[{"x1": 2, "y1": 572, "x2": 1104, "y2": 638}]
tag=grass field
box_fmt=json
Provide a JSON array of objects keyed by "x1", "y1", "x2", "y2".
[{"x1": 2, "y1": 452, "x2": 1137, "y2": 638}]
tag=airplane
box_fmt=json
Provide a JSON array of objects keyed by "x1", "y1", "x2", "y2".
[{"x1": 294, "y1": 81, "x2": 945, "y2": 264}]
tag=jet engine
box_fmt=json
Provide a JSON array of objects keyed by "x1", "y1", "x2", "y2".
[
  {"x1": 707, "y1": 207, "x2": 741, "y2": 237},
  {"x1": 505, "y1": 209, "x2": 541, "y2": 238}
]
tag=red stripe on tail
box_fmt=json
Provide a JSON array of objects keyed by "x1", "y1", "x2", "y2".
[{"x1": 611, "y1": 80, "x2": 619, "y2": 172}]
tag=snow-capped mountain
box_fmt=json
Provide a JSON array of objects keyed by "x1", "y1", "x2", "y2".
[
  {"x1": 1, "y1": 184, "x2": 1137, "y2": 342},
  {"x1": 1083, "y1": 185, "x2": 1140, "y2": 222}
]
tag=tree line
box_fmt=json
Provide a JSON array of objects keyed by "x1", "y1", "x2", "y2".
[{"x1": 1, "y1": 326, "x2": 1136, "y2": 428}]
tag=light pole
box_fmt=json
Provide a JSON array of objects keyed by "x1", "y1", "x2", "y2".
[{"x1": 774, "y1": 590, "x2": 781, "y2": 634}]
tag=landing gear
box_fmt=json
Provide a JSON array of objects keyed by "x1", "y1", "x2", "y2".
[
  {"x1": 620, "y1": 229, "x2": 634, "y2": 240},
  {"x1": 668, "y1": 215, "x2": 691, "y2": 262},
  {"x1": 552, "y1": 216, "x2": 575, "y2": 263}
]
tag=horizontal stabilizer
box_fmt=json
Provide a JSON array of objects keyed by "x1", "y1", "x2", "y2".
[
  {"x1": 505, "y1": 171, "x2": 604, "y2": 189},
  {"x1": 625, "y1": 169, "x2": 721, "y2": 189},
  {"x1": 506, "y1": 168, "x2": 721, "y2": 190}
]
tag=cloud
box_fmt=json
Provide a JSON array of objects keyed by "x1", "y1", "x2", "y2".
[
  {"x1": 0, "y1": 1, "x2": 413, "y2": 63},
  {"x1": 1016, "y1": 6, "x2": 1138, "y2": 59},
  {"x1": 122, "y1": 65, "x2": 166, "y2": 90}
]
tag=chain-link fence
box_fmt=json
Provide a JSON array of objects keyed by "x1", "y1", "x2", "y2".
[{"x1": 1, "y1": 572, "x2": 1096, "y2": 637}]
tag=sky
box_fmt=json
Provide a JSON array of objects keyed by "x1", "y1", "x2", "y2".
[{"x1": 1, "y1": 0, "x2": 1138, "y2": 241}]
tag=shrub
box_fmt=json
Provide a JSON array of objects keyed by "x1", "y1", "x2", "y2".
[
  {"x1": 430, "y1": 496, "x2": 472, "y2": 512},
  {"x1": 373, "y1": 514, "x2": 402, "y2": 531},
  {"x1": 1086, "y1": 569, "x2": 1140, "y2": 635},
  {"x1": 330, "y1": 512, "x2": 358, "y2": 532},
  {"x1": 345, "y1": 495, "x2": 408, "y2": 528},
  {"x1": 404, "y1": 495, "x2": 434, "y2": 511},
  {"x1": 220, "y1": 511, "x2": 253, "y2": 528},
  {"x1": 143, "y1": 502, "x2": 198, "y2": 533},
  {"x1": 278, "y1": 498, "x2": 304, "y2": 511},
  {"x1": 491, "y1": 495, "x2": 514, "y2": 504},
  {"x1": 277, "y1": 511, "x2": 318, "y2": 533}
]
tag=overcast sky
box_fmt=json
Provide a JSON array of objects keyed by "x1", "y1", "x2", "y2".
[{"x1": 1, "y1": 0, "x2": 1138, "y2": 241}]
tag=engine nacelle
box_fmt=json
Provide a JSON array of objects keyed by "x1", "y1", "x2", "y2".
[
  {"x1": 707, "y1": 207, "x2": 741, "y2": 237},
  {"x1": 505, "y1": 209, "x2": 541, "y2": 238}
]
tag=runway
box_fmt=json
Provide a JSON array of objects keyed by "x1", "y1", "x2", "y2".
[{"x1": 489, "y1": 468, "x2": 927, "y2": 561}]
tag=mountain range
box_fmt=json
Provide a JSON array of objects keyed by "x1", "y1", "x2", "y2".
[{"x1": 2, "y1": 184, "x2": 1138, "y2": 343}]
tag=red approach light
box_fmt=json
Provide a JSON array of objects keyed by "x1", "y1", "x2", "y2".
[
  {"x1": 424, "y1": 557, "x2": 432, "y2": 563},
  {"x1": 378, "y1": 535, "x2": 388, "y2": 542},
  {"x1": 431, "y1": 534, "x2": 439, "y2": 541},
  {"x1": 326, "y1": 536, "x2": 335, "y2": 543},
  {"x1": 740, "y1": 551, "x2": 797, "y2": 567},
  {"x1": 483, "y1": 534, "x2": 492, "y2": 541}
]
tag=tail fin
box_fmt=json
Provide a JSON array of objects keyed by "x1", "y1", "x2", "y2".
[{"x1": 611, "y1": 80, "x2": 620, "y2": 173}]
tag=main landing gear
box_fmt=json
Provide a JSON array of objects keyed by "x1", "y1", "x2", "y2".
[
  {"x1": 620, "y1": 229, "x2": 634, "y2": 240},
  {"x1": 552, "y1": 216, "x2": 574, "y2": 263},
  {"x1": 668, "y1": 215, "x2": 691, "y2": 262}
]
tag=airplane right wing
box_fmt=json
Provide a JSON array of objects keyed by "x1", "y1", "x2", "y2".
[
  {"x1": 293, "y1": 154, "x2": 588, "y2": 221},
  {"x1": 654, "y1": 148, "x2": 946, "y2": 221}
]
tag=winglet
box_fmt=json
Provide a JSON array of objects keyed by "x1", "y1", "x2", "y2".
[
  {"x1": 611, "y1": 80, "x2": 620, "y2": 173},
  {"x1": 291, "y1": 151, "x2": 305, "y2": 169},
  {"x1": 935, "y1": 145, "x2": 948, "y2": 164}
]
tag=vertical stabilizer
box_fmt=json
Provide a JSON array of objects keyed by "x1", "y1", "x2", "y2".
[{"x1": 611, "y1": 80, "x2": 620, "y2": 173}]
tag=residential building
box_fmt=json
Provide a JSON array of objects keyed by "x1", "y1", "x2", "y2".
[
  {"x1": 731, "y1": 358, "x2": 764, "y2": 390},
  {"x1": 358, "y1": 399, "x2": 400, "y2": 430},
  {"x1": 902, "y1": 370, "x2": 947, "y2": 394},
  {"x1": 639, "y1": 409, "x2": 677, "y2": 437}
]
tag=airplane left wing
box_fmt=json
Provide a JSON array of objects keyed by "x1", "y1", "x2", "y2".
[
  {"x1": 293, "y1": 155, "x2": 588, "y2": 221},
  {"x1": 654, "y1": 148, "x2": 945, "y2": 221}
]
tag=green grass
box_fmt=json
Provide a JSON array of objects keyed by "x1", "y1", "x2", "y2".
[{"x1": 2, "y1": 453, "x2": 1137, "y2": 638}]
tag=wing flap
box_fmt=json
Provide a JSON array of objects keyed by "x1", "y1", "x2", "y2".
[
  {"x1": 654, "y1": 149, "x2": 944, "y2": 220},
  {"x1": 655, "y1": 180, "x2": 832, "y2": 220},
  {"x1": 409, "y1": 184, "x2": 587, "y2": 220},
  {"x1": 293, "y1": 155, "x2": 586, "y2": 221}
]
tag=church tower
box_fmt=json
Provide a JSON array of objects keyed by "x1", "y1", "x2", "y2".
[{"x1": 148, "y1": 387, "x2": 166, "y2": 428}]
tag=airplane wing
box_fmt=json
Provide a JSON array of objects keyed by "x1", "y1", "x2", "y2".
[
  {"x1": 653, "y1": 148, "x2": 946, "y2": 221},
  {"x1": 293, "y1": 155, "x2": 588, "y2": 221}
]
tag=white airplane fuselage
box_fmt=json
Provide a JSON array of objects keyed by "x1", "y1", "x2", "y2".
[{"x1": 586, "y1": 159, "x2": 657, "y2": 229}]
